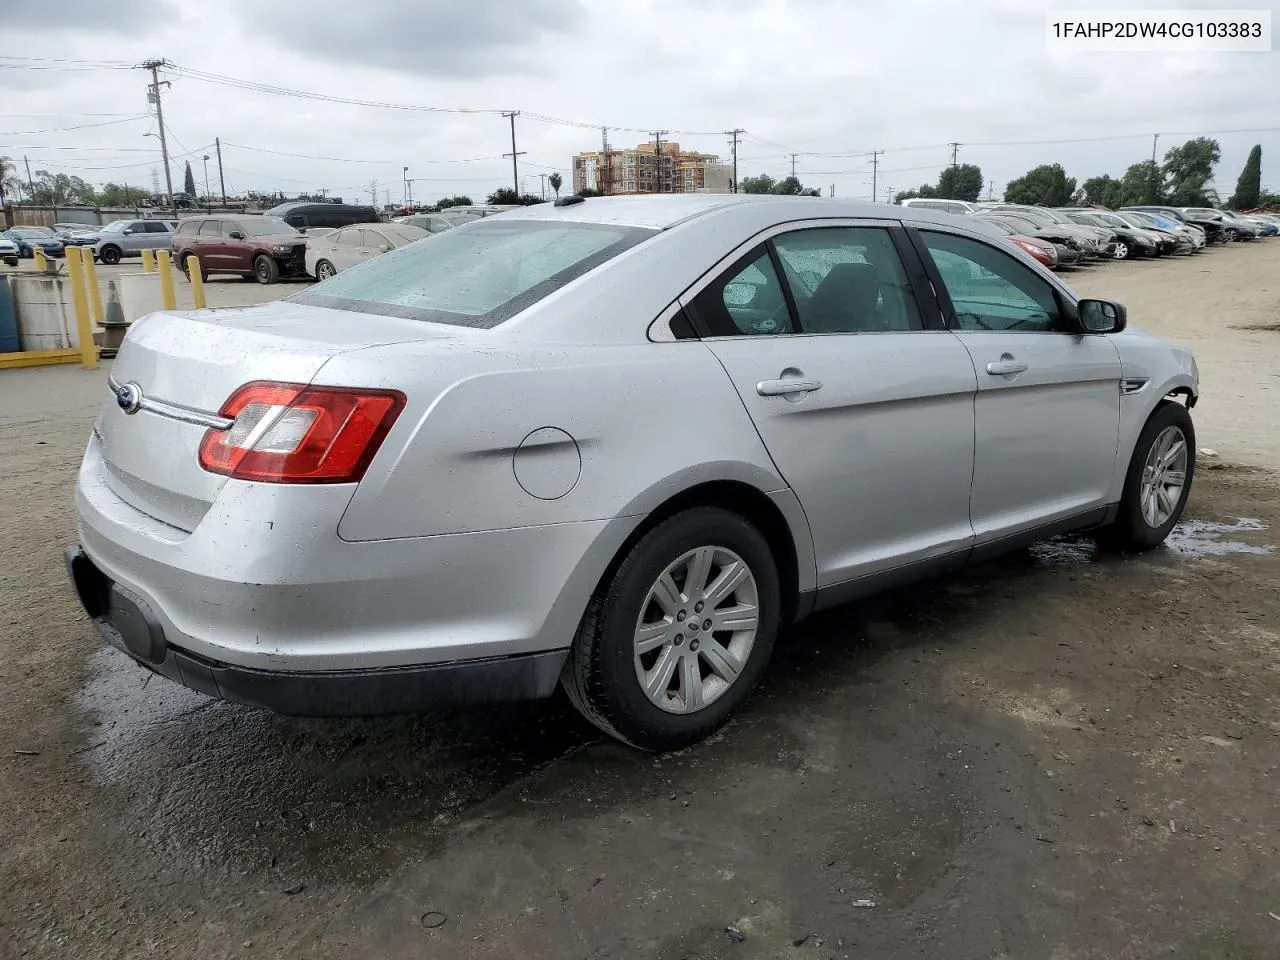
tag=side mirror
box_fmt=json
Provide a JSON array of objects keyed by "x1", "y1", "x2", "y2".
[
  {"x1": 123, "y1": 227, "x2": 136, "y2": 235},
  {"x1": 229, "y1": 231, "x2": 245, "y2": 240},
  {"x1": 379, "y1": 244, "x2": 391, "y2": 253},
  {"x1": 1077, "y1": 298, "x2": 1126, "y2": 334}
]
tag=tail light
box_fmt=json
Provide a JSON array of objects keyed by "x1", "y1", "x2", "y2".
[{"x1": 198, "y1": 381, "x2": 405, "y2": 483}]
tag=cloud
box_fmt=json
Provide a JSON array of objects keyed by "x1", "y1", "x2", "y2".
[
  {"x1": 234, "y1": 0, "x2": 585, "y2": 78},
  {"x1": 3, "y1": 0, "x2": 159, "y2": 34}
]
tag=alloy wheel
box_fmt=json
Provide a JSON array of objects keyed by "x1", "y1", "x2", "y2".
[
  {"x1": 1113, "y1": 242, "x2": 1129, "y2": 260},
  {"x1": 633, "y1": 545, "x2": 759, "y2": 714},
  {"x1": 1140, "y1": 425, "x2": 1188, "y2": 528}
]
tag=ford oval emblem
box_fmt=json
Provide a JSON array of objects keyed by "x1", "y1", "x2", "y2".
[{"x1": 115, "y1": 382, "x2": 143, "y2": 415}]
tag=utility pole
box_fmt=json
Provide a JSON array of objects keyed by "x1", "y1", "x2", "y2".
[
  {"x1": 650, "y1": 130, "x2": 668, "y2": 193},
  {"x1": 23, "y1": 155, "x2": 34, "y2": 199},
  {"x1": 725, "y1": 128, "x2": 744, "y2": 193},
  {"x1": 369, "y1": 179, "x2": 378, "y2": 206},
  {"x1": 215, "y1": 137, "x2": 226, "y2": 206},
  {"x1": 600, "y1": 126, "x2": 611, "y2": 196},
  {"x1": 539, "y1": 173, "x2": 548, "y2": 199},
  {"x1": 403, "y1": 165, "x2": 410, "y2": 207},
  {"x1": 790, "y1": 153, "x2": 798, "y2": 178},
  {"x1": 883, "y1": 185, "x2": 893, "y2": 203},
  {"x1": 140, "y1": 59, "x2": 175, "y2": 212},
  {"x1": 502, "y1": 111, "x2": 524, "y2": 196},
  {"x1": 829, "y1": 183, "x2": 835, "y2": 198},
  {"x1": 949, "y1": 142, "x2": 960, "y2": 168},
  {"x1": 1150, "y1": 133, "x2": 1160, "y2": 202},
  {"x1": 201, "y1": 154, "x2": 210, "y2": 201},
  {"x1": 870, "y1": 150, "x2": 882, "y2": 203}
]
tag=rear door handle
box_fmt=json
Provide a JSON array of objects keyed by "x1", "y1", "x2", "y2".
[
  {"x1": 985, "y1": 356, "x2": 1028, "y2": 376},
  {"x1": 757, "y1": 378, "x2": 823, "y2": 397}
]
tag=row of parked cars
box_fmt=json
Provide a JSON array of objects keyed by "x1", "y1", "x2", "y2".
[
  {"x1": 0, "y1": 201, "x2": 506, "y2": 282},
  {"x1": 897, "y1": 198, "x2": 1279, "y2": 270}
]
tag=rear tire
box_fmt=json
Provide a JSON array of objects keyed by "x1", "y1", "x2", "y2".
[
  {"x1": 315, "y1": 259, "x2": 336, "y2": 280},
  {"x1": 99, "y1": 245, "x2": 122, "y2": 265},
  {"x1": 253, "y1": 255, "x2": 280, "y2": 284},
  {"x1": 1099, "y1": 401, "x2": 1195, "y2": 552},
  {"x1": 563, "y1": 508, "x2": 781, "y2": 751}
]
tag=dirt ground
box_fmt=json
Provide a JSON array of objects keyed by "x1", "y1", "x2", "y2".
[{"x1": 1, "y1": 243, "x2": 1278, "y2": 960}]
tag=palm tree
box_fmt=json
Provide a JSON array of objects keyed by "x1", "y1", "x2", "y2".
[
  {"x1": 548, "y1": 172, "x2": 563, "y2": 199},
  {"x1": 0, "y1": 156, "x2": 15, "y2": 204}
]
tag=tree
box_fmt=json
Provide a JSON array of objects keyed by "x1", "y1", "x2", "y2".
[
  {"x1": 437, "y1": 195, "x2": 472, "y2": 209},
  {"x1": 487, "y1": 187, "x2": 520, "y2": 204},
  {"x1": 1162, "y1": 137, "x2": 1220, "y2": 207},
  {"x1": 518, "y1": 193, "x2": 546, "y2": 205},
  {"x1": 1228, "y1": 144, "x2": 1261, "y2": 210},
  {"x1": 740, "y1": 173, "x2": 777, "y2": 194},
  {"x1": 1003, "y1": 163, "x2": 1077, "y2": 207},
  {"x1": 548, "y1": 172, "x2": 563, "y2": 198},
  {"x1": 1258, "y1": 190, "x2": 1280, "y2": 209},
  {"x1": 1080, "y1": 174, "x2": 1124, "y2": 209},
  {"x1": 894, "y1": 184, "x2": 938, "y2": 202},
  {"x1": 0, "y1": 156, "x2": 15, "y2": 203},
  {"x1": 937, "y1": 163, "x2": 983, "y2": 202},
  {"x1": 183, "y1": 161, "x2": 196, "y2": 198},
  {"x1": 1119, "y1": 160, "x2": 1162, "y2": 205},
  {"x1": 28, "y1": 170, "x2": 94, "y2": 205},
  {"x1": 771, "y1": 175, "x2": 805, "y2": 195},
  {"x1": 95, "y1": 182, "x2": 151, "y2": 206},
  {"x1": 576, "y1": 187, "x2": 603, "y2": 198}
]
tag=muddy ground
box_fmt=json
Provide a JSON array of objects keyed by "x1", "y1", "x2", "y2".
[{"x1": 1, "y1": 243, "x2": 1278, "y2": 959}]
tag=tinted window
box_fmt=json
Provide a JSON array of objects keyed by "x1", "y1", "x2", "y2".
[
  {"x1": 143, "y1": 221, "x2": 170, "y2": 233},
  {"x1": 773, "y1": 227, "x2": 922, "y2": 333},
  {"x1": 921, "y1": 231, "x2": 1060, "y2": 333},
  {"x1": 196, "y1": 220, "x2": 222, "y2": 237},
  {"x1": 289, "y1": 218, "x2": 653, "y2": 328}
]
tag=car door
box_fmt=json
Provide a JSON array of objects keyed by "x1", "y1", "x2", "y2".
[
  {"x1": 332, "y1": 228, "x2": 369, "y2": 270},
  {"x1": 144, "y1": 220, "x2": 172, "y2": 250},
  {"x1": 685, "y1": 221, "x2": 978, "y2": 592},
  {"x1": 911, "y1": 227, "x2": 1122, "y2": 543},
  {"x1": 119, "y1": 221, "x2": 148, "y2": 254},
  {"x1": 194, "y1": 219, "x2": 225, "y2": 269}
]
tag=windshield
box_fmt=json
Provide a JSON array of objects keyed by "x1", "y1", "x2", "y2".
[
  {"x1": 100, "y1": 221, "x2": 128, "y2": 233},
  {"x1": 240, "y1": 217, "x2": 299, "y2": 237},
  {"x1": 13, "y1": 227, "x2": 55, "y2": 238},
  {"x1": 290, "y1": 218, "x2": 655, "y2": 328}
]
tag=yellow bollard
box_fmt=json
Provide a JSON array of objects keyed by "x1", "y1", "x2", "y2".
[
  {"x1": 141, "y1": 248, "x2": 155, "y2": 272},
  {"x1": 186, "y1": 256, "x2": 207, "y2": 309},
  {"x1": 83, "y1": 250, "x2": 104, "y2": 323},
  {"x1": 65, "y1": 248, "x2": 99, "y2": 371},
  {"x1": 33, "y1": 248, "x2": 48, "y2": 272},
  {"x1": 156, "y1": 249, "x2": 177, "y2": 310}
]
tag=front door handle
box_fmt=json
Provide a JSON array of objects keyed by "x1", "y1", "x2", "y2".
[
  {"x1": 985, "y1": 354, "x2": 1028, "y2": 376},
  {"x1": 757, "y1": 378, "x2": 823, "y2": 397}
]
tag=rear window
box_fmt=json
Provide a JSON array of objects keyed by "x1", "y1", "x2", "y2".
[{"x1": 290, "y1": 219, "x2": 655, "y2": 328}]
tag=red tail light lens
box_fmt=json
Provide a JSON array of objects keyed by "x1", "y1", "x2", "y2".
[{"x1": 198, "y1": 381, "x2": 406, "y2": 483}]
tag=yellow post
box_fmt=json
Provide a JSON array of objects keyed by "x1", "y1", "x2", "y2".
[
  {"x1": 33, "y1": 248, "x2": 48, "y2": 272},
  {"x1": 83, "y1": 250, "x2": 104, "y2": 323},
  {"x1": 186, "y1": 256, "x2": 207, "y2": 309},
  {"x1": 65, "y1": 248, "x2": 99, "y2": 370},
  {"x1": 156, "y1": 249, "x2": 177, "y2": 310},
  {"x1": 141, "y1": 248, "x2": 156, "y2": 272}
]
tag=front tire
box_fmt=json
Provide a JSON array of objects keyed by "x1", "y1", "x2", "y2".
[
  {"x1": 1112, "y1": 241, "x2": 1130, "y2": 260},
  {"x1": 98, "y1": 245, "x2": 122, "y2": 265},
  {"x1": 253, "y1": 255, "x2": 280, "y2": 284},
  {"x1": 315, "y1": 259, "x2": 336, "y2": 280},
  {"x1": 1100, "y1": 402, "x2": 1195, "y2": 551},
  {"x1": 563, "y1": 508, "x2": 781, "y2": 751}
]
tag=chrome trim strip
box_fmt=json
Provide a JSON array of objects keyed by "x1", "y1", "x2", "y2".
[{"x1": 108, "y1": 375, "x2": 234, "y2": 430}]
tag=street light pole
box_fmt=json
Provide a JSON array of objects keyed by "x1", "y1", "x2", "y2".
[
  {"x1": 201, "y1": 155, "x2": 210, "y2": 202},
  {"x1": 403, "y1": 165, "x2": 411, "y2": 208}
]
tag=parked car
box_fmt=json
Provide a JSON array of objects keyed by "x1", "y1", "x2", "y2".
[
  {"x1": 992, "y1": 205, "x2": 1121, "y2": 258},
  {"x1": 975, "y1": 210, "x2": 1094, "y2": 261},
  {"x1": 68, "y1": 196, "x2": 1200, "y2": 751},
  {"x1": 0, "y1": 235, "x2": 19, "y2": 266},
  {"x1": 1122, "y1": 206, "x2": 1224, "y2": 244},
  {"x1": 305, "y1": 222, "x2": 427, "y2": 279},
  {"x1": 1182, "y1": 208, "x2": 1259, "y2": 241},
  {"x1": 395, "y1": 212, "x2": 480, "y2": 234},
  {"x1": 897, "y1": 198, "x2": 978, "y2": 216},
  {"x1": 1059, "y1": 211, "x2": 1161, "y2": 259},
  {"x1": 172, "y1": 214, "x2": 308, "y2": 284},
  {"x1": 973, "y1": 217, "x2": 1060, "y2": 268},
  {"x1": 1240, "y1": 215, "x2": 1278, "y2": 237},
  {"x1": 52, "y1": 223, "x2": 100, "y2": 246},
  {"x1": 1115, "y1": 210, "x2": 1205, "y2": 252},
  {"x1": 93, "y1": 219, "x2": 179, "y2": 264},
  {"x1": 4, "y1": 226, "x2": 65, "y2": 258},
  {"x1": 263, "y1": 201, "x2": 382, "y2": 232}
]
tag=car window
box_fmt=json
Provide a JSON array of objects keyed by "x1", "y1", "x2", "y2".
[
  {"x1": 196, "y1": 220, "x2": 222, "y2": 237},
  {"x1": 143, "y1": 221, "x2": 170, "y2": 233},
  {"x1": 772, "y1": 227, "x2": 923, "y2": 333},
  {"x1": 339, "y1": 230, "x2": 364, "y2": 247},
  {"x1": 175, "y1": 220, "x2": 198, "y2": 235},
  {"x1": 920, "y1": 231, "x2": 1061, "y2": 333}
]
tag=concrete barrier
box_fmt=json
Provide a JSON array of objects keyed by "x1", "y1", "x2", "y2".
[{"x1": 116, "y1": 273, "x2": 164, "y2": 322}]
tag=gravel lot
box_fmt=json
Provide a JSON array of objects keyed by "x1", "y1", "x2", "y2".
[{"x1": 1, "y1": 243, "x2": 1277, "y2": 959}]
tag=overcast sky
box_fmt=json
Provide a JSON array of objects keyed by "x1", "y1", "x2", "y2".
[{"x1": 4, "y1": 0, "x2": 1279, "y2": 205}]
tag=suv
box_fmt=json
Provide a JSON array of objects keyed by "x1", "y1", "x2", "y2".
[
  {"x1": 262, "y1": 202, "x2": 381, "y2": 231},
  {"x1": 93, "y1": 219, "x2": 179, "y2": 264},
  {"x1": 172, "y1": 214, "x2": 307, "y2": 284}
]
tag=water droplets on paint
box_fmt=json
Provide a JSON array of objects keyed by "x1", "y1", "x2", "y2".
[{"x1": 1164, "y1": 518, "x2": 1274, "y2": 557}]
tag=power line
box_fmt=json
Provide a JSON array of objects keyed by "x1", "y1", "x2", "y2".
[
  {"x1": 217, "y1": 142, "x2": 508, "y2": 165},
  {"x1": 0, "y1": 115, "x2": 150, "y2": 135}
]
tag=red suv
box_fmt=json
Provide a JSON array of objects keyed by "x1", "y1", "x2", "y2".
[{"x1": 172, "y1": 215, "x2": 308, "y2": 284}]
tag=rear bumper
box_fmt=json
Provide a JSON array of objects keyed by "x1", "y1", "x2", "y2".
[{"x1": 66, "y1": 545, "x2": 567, "y2": 715}]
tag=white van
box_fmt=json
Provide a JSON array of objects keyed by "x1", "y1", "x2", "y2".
[{"x1": 897, "y1": 198, "x2": 977, "y2": 216}]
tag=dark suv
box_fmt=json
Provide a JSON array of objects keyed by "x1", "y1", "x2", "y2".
[
  {"x1": 172, "y1": 215, "x2": 307, "y2": 284},
  {"x1": 262, "y1": 201, "x2": 381, "y2": 231}
]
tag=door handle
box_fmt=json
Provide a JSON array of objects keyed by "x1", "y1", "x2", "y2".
[
  {"x1": 757, "y1": 378, "x2": 823, "y2": 397},
  {"x1": 985, "y1": 355, "x2": 1028, "y2": 376}
]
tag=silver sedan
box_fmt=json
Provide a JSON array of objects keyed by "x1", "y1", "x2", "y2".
[{"x1": 69, "y1": 196, "x2": 1199, "y2": 750}]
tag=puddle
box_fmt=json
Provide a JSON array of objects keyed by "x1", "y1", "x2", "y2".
[{"x1": 1164, "y1": 518, "x2": 1274, "y2": 557}]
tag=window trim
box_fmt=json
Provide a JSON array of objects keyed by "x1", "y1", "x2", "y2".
[
  {"x1": 649, "y1": 218, "x2": 946, "y2": 341},
  {"x1": 904, "y1": 223, "x2": 1083, "y2": 333}
]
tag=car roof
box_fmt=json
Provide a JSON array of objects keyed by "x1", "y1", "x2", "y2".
[{"x1": 493, "y1": 194, "x2": 972, "y2": 230}]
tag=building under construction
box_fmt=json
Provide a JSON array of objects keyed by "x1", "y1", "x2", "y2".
[{"x1": 572, "y1": 141, "x2": 733, "y2": 196}]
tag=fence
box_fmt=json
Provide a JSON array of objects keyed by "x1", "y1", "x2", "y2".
[{"x1": 2, "y1": 203, "x2": 251, "y2": 229}]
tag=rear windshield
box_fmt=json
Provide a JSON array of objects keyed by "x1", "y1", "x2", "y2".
[{"x1": 290, "y1": 218, "x2": 655, "y2": 328}]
